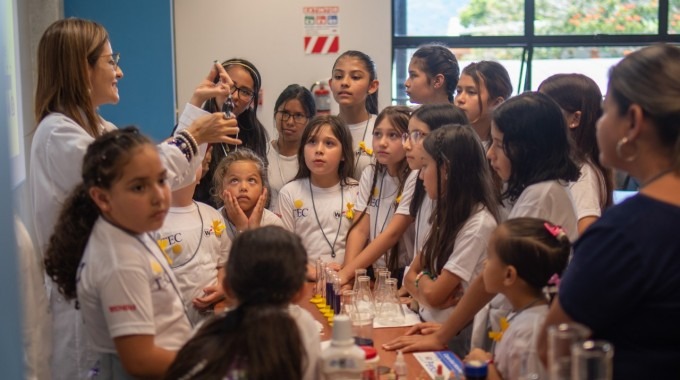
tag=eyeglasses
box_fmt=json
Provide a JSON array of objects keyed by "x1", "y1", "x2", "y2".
[
  {"x1": 277, "y1": 111, "x2": 308, "y2": 124},
  {"x1": 401, "y1": 130, "x2": 428, "y2": 144},
  {"x1": 102, "y1": 52, "x2": 120, "y2": 70},
  {"x1": 230, "y1": 84, "x2": 255, "y2": 101}
]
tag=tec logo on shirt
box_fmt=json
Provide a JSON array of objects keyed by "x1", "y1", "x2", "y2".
[{"x1": 293, "y1": 199, "x2": 309, "y2": 218}]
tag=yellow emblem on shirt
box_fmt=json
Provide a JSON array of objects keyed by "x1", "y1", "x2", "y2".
[
  {"x1": 172, "y1": 244, "x2": 183, "y2": 254},
  {"x1": 155, "y1": 239, "x2": 173, "y2": 265},
  {"x1": 345, "y1": 202, "x2": 355, "y2": 220},
  {"x1": 212, "y1": 219, "x2": 226, "y2": 238},
  {"x1": 358, "y1": 141, "x2": 373, "y2": 156},
  {"x1": 488, "y1": 316, "x2": 510, "y2": 342},
  {"x1": 372, "y1": 187, "x2": 379, "y2": 198},
  {"x1": 294, "y1": 199, "x2": 304, "y2": 209}
]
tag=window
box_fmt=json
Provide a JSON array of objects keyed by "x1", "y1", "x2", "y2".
[{"x1": 393, "y1": 0, "x2": 680, "y2": 103}]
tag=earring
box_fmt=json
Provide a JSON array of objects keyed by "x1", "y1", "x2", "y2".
[{"x1": 616, "y1": 137, "x2": 638, "y2": 162}]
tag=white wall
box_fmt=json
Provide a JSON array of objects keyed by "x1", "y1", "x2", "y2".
[{"x1": 174, "y1": 0, "x2": 392, "y2": 136}]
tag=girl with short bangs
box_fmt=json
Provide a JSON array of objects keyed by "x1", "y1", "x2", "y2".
[{"x1": 279, "y1": 115, "x2": 359, "y2": 279}]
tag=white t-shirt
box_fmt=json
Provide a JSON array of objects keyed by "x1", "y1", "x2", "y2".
[
  {"x1": 419, "y1": 207, "x2": 498, "y2": 323},
  {"x1": 288, "y1": 305, "x2": 321, "y2": 380},
  {"x1": 348, "y1": 114, "x2": 376, "y2": 180},
  {"x1": 508, "y1": 180, "x2": 579, "y2": 241},
  {"x1": 569, "y1": 162, "x2": 604, "y2": 221},
  {"x1": 494, "y1": 305, "x2": 548, "y2": 380},
  {"x1": 414, "y1": 195, "x2": 433, "y2": 258},
  {"x1": 218, "y1": 207, "x2": 284, "y2": 240},
  {"x1": 78, "y1": 218, "x2": 193, "y2": 355},
  {"x1": 279, "y1": 178, "x2": 359, "y2": 264},
  {"x1": 267, "y1": 142, "x2": 299, "y2": 215},
  {"x1": 356, "y1": 166, "x2": 417, "y2": 268},
  {"x1": 152, "y1": 202, "x2": 231, "y2": 325},
  {"x1": 27, "y1": 105, "x2": 206, "y2": 380}
]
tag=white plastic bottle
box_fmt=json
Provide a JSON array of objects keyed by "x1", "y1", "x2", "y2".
[
  {"x1": 394, "y1": 350, "x2": 408, "y2": 379},
  {"x1": 321, "y1": 314, "x2": 366, "y2": 379}
]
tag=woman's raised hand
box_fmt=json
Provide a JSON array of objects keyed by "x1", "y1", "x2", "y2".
[
  {"x1": 190, "y1": 61, "x2": 233, "y2": 107},
  {"x1": 187, "y1": 113, "x2": 241, "y2": 146}
]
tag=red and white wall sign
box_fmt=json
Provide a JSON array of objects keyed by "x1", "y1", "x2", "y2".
[{"x1": 303, "y1": 6, "x2": 340, "y2": 55}]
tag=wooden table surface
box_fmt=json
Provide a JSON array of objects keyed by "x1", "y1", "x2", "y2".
[{"x1": 299, "y1": 282, "x2": 433, "y2": 380}]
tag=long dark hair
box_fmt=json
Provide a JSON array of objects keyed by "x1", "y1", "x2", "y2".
[
  {"x1": 538, "y1": 73, "x2": 613, "y2": 209},
  {"x1": 294, "y1": 115, "x2": 355, "y2": 185},
  {"x1": 460, "y1": 61, "x2": 513, "y2": 124},
  {"x1": 411, "y1": 44, "x2": 460, "y2": 102},
  {"x1": 408, "y1": 104, "x2": 469, "y2": 217},
  {"x1": 493, "y1": 92, "x2": 581, "y2": 203},
  {"x1": 347, "y1": 106, "x2": 411, "y2": 272},
  {"x1": 165, "y1": 226, "x2": 308, "y2": 380},
  {"x1": 44, "y1": 127, "x2": 151, "y2": 301},
  {"x1": 196, "y1": 58, "x2": 269, "y2": 208},
  {"x1": 420, "y1": 126, "x2": 500, "y2": 274},
  {"x1": 333, "y1": 50, "x2": 379, "y2": 114},
  {"x1": 274, "y1": 84, "x2": 316, "y2": 119}
]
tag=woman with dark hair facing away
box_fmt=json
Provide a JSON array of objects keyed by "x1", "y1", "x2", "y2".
[
  {"x1": 194, "y1": 58, "x2": 270, "y2": 208},
  {"x1": 405, "y1": 43, "x2": 460, "y2": 105},
  {"x1": 267, "y1": 84, "x2": 316, "y2": 215},
  {"x1": 455, "y1": 61, "x2": 513, "y2": 148},
  {"x1": 385, "y1": 92, "x2": 580, "y2": 354},
  {"x1": 538, "y1": 73, "x2": 614, "y2": 234},
  {"x1": 330, "y1": 50, "x2": 380, "y2": 179},
  {"x1": 165, "y1": 226, "x2": 319, "y2": 380},
  {"x1": 538, "y1": 44, "x2": 680, "y2": 379}
]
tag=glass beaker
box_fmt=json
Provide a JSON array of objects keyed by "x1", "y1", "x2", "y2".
[
  {"x1": 375, "y1": 278, "x2": 405, "y2": 326},
  {"x1": 548, "y1": 322, "x2": 591, "y2": 380},
  {"x1": 353, "y1": 268, "x2": 367, "y2": 291},
  {"x1": 355, "y1": 275, "x2": 375, "y2": 316},
  {"x1": 373, "y1": 269, "x2": 390, "y2": 311},
  {"x1": 571, "y1": 340, "x2": 613, "y2": 380}
]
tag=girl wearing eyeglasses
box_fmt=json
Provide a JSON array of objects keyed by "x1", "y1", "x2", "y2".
[
  {"x1": 330, "y1": 50, "x2": 380, "y2": 180},
  {"x1": 194, "y1": 58, "x2": 270, "y2": 208},
  {"x1": 402, "y1": 104, "x2": 469, "y2": 272},
  {"x1": 267, "y1": 85, "x2": 316, "y2": 215},
  {"x1": 338, "y1": 106, "x2": 416, "y2": 287}
]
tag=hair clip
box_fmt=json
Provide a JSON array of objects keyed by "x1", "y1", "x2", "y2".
[{"x1": 544, "y1": 222, "x2": 567, "y2": 240}]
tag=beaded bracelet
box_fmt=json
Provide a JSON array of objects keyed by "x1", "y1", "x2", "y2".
[
  {"x1": 415, "y1": 270, "x2": 436, "y2": 289},
  {"x1": 168, "y1": 134, "x2": 193, "y2": 162},
  {"x1": 178, "y1": 130, "x2": 198, "y2": 156}
]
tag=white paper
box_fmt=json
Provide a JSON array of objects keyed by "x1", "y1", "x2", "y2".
[{"x1": 413, "y1": 351, "x2": 465, "y2": 379}]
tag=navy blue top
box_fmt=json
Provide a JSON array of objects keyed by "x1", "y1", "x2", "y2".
[{"x1": 560, "y1": 194, "x2": 680, "y2": 379}]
